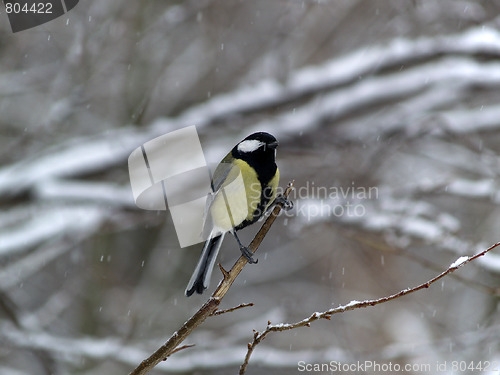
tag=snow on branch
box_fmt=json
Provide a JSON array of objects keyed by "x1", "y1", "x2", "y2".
[
  {"x1": 0, "y1": 131, "x2": 149, "y2": 197},
  {"x1": 252, "y1": 57, "x2": 500, "y2": 140},
  {"x1": 447, "y1": 178, "x2": 499, "y2": 200},
  {"x1": 182, "y1": 25, "x2": 500, "y2": 127},
  {"x1": 293, "y1": 195, "x2": 468, "y2": 256},
  {"x1": 2, "y1": 25, "x2": 499, "y2": 199},
  {"x1": 0, "y1": 205, "x2": 104, "y2": 258},
  {"x1": 287, "y1": 26, "x2": 500, "y2": 95},
  {"x1": 2, "y1": 321, "x2": 354, "y2": 373},
  {"x1": 2, "y1": 323, "x2": 147, "y2": 368},
  {"x1": 33, "y1": 179, "x2": 135, "y2": 207},
  {"x1": 239, "y1": 241, "x2": 500, "y2": 374}
]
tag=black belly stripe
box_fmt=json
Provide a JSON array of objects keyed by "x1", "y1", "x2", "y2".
[{"x1": 235, "y1": 183, "x2": 274, "y2": 231}]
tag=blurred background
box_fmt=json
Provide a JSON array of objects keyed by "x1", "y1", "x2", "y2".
[{"x1": 1, "y1": 0, "x2": 500, "y2": 374}]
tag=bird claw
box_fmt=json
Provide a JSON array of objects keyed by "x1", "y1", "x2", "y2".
[
  {"x1": 275, "y1": 195, "x2": 294, "y2": 211},
  {"x1": 240, "y1": 246, "x2": 258, "y2": 264}
]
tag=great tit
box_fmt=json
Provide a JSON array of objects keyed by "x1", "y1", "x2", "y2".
[{"x1": 185, "y1": 132, "x2": 280, "y2": 296}]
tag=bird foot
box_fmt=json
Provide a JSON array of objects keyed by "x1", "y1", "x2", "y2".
[
  {"x1": 240, "y1": 246, "x2": 258, "y2": 264},
  {"x1": 275, "y1": 195, "x2": 294, "y2": 211}
]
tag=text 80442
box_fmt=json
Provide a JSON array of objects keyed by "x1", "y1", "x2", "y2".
[{"x1": 5, "y1": 2, "x2": 53, "y2": 14}]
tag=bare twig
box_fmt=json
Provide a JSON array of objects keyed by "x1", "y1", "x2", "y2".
[
  {"x1": 352, "y1": 234, "x2": 500, "y2": 295},
  {"x1": 239, "y1": 241, "x2": 500, "y2": 374},
  {"x1": 129, "y1": 182, "x2": 295, "y2": 375},
  {"x1": 164, "y1": 344, "x2": 195, "y2": 358},
  {"x1": 210, "y1": 303, "x2": 255, "y2": 316}
]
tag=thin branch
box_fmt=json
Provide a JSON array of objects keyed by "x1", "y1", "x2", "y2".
[
  {"x1": 210, "y1": 303, "x2": 255, "y2": 317},
  {"x1": 129, "y1": 181, "x2": 295, "y2": 375},
  {"x1": 239, "y1": 241, "x2": 500, "y2": 374},
  {"x1": 164, "y1": 344, "x2": 195, "y2": 358},
  {"x1": 352, "y1": 233, "x2": 500, "y2": 295}
]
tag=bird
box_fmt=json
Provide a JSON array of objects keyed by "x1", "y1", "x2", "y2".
[{"x1": 185, "y1": 132, "x2": 280, "y2": 296}]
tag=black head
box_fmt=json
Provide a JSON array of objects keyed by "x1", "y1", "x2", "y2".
[
  {"x1": 232, "y1": 132, "x2": 278, "y2": 183},
  {"x1": 234, "y1": 132, "x2": 278, "y2": 156}
]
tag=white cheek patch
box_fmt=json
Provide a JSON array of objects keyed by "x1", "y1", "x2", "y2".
[{"x1": 237, "y1": 139, "x2": 264, "y2": 153}]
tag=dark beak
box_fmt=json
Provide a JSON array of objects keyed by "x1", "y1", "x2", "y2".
[{"x1": 268, "y1": 140, "x2": 279, "y2": 149}]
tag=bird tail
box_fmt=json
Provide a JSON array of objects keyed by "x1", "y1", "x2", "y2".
[{"x1": 185, "y1": 232, "x2": 225, "y2": 296}]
